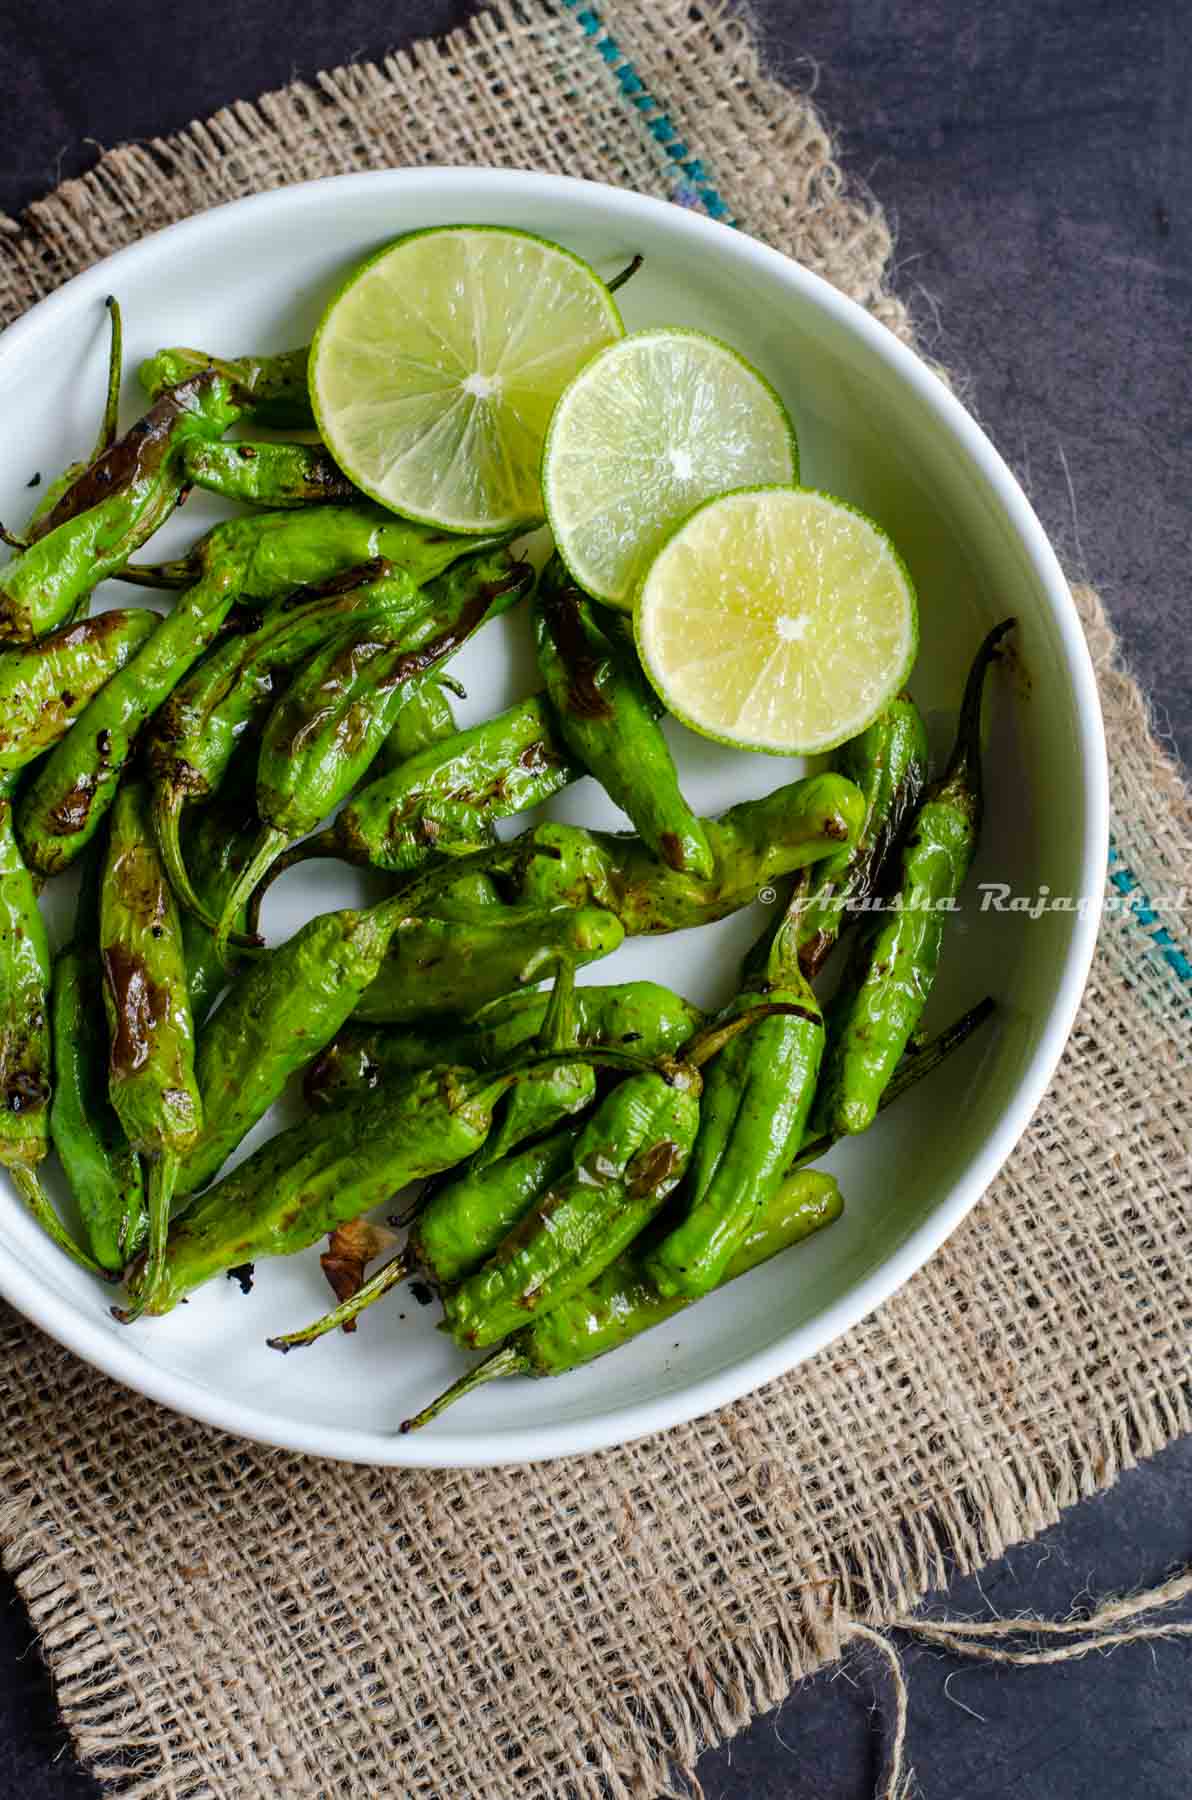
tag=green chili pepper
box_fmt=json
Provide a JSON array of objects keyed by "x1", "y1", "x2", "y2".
[
  {"x1": 402, "y1": 1169, "x2": 844, "y2": 1427},
  {"x1": 100, "y1": 779, "x2": 202, "y2": 1317},
  {"x1": 792, "y1": 692, "x2": 930, "y2": 978},
  {"x1": 461, "y1": 954, "x2": 598, "y2": 1172},
  {"x1": 376, "y1": 674, "x2": 460, "y2": 772},
  {"x1": 177, "y1": 739, "x2": 262, "y2": 1021},
  {"x1": 643, "y1": 883, "x2": 825, "y2": 1302},
  {"x1": 534, "y1": 554, "x2": 712, "y2": 876},
  {"x1": 175, "y1": 859, "x2": 506, "y2": 1197},
  {"x1": 812, "y1": 621, "x2": 1014, "y2": 1138},
  {"x1": 265, "y1": 692, "x2": 578, "y2": 884},
  {"x1": 49, "y1": 845, "x2": 147, "y2": 1272},
  {"x1": 139, "y1": 345, "x2": 314, "y2": 427},
  {"x1": 439, "y1": 1066, "x2": 698, "y2": 1351},
  {"x1": 424, "y1": 770, "x2": 865, "y2": 940},
  {"x1": 212, "y1": 550, "x2": 535, "y2": 957},
  {"x1": 0, "y1": 610, "x2": 159, "y2": 775},
  {"x1": 0, "y1": 367, "x2": 244, "y2": 644},
  {"x1": 353, "y1": 902, "x2": 625, "y2": 1026},
  {"x1": 181, "y1": 438, "x2": 356, "y2": 507},
  {"x1": 267, "y1": 1126, "x2": 582, "y2": 1351},
  {"x1": 18, "y1": 555, "x2": 240, "y2": 878},
  {"x1": 123, "y1": 1063, "x2": 518, "y2": 1317},
  {"x1": 19, "y1": 296, "x2": 124, "y2": 555},
  {"x1": 305, "y1": 979, "x2": 704, "y2": 1110},
  {"x1": 274, "y1": 994, "x2": 995, "y2": 1354},
  {"x1": 147, "y1": 556, "x2": 429, "y2": 924},
  {"x1": 440, "y1": 1008, "x2": 785, "y2": 1352},
  {"x1": 0, "y1": 787, "x2": 102, "y2": 1272},
  {"x1": 18, "y1": 506, "x2": 480, "y2": 882}
]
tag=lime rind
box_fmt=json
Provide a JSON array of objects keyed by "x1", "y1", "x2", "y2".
[
  {"x1": 633, "y1": 484, "x2": 919, "y2": 757},
  {"x1": 310, "y1": 225, "x2": 624, "y2": 535},
  {"x1": 541, "y1": 326, "x2": 798, "y2": 609}
]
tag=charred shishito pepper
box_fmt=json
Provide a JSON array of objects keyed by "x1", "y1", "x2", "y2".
[{"x1": 100, "y1": 780, "x2": 202, "y2": 1318}]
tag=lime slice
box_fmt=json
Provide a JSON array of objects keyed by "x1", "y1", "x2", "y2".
[
  {"x1": 310, "y1": 227, "x2": 623, "y2": 533},
  {"x1": 634, "y1": 486, "x2": 918, "y2": 755},
  {"x1": 542, "y1": 327, "x2": 797, "y2": 608}
]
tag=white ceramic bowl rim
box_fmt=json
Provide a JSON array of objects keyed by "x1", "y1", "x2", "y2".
[{"x1": 0, "y1": 167, "x2": 1109, "y2": 1467}]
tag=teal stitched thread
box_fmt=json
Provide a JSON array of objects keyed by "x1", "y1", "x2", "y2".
[
  {"x1": 559, "y1": 0, "x2": 736, "y2": 223},
  {"x1": 1108, "y1": 841, "x2": 1192, "y2": 983}
]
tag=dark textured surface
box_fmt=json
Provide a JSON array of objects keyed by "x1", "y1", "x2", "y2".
[{"x1": 0, "y1": 4, "x2": 1188, "y2": 1797}]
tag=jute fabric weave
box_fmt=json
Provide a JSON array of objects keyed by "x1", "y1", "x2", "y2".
[{"x1": 0, "y1": 6, "x2": 1188, "y2": 1795}]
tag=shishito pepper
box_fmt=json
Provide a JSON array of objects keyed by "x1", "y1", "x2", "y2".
[
  {"x1": 440, "y1": 1008, "x2": 793, "y2": 1352},
  {"x1": 273, "y1": 994, "x2": 995, "y2": 1354},
  {"x1": 346, "y1": 772, "x2": 864, "y2": 1028},
  {"x1": 147, "y1": 556, "x2": 430, "y2": 925},
  {"x1": 260, "y1": 692, "x2": 578, "y2": 883},
  {"x1": 533, "y1": 553, "x2": 712, "y2": 876},
  {"x1": 402, "y1": 1169, "x2": 844, "y2": 1428},
  {"x1": 18, "y1": 505, "x2": 483, "y2": 880},
  {"x1": 812, "y1": 621, "x2": 1013, "y2": 1137},
  {"x1": 100, "y1": 780, "x2": 202, "y2": 1316},
  {"x1": 49, "y1": 844, "x2": 147, "y2": 1272},
  {"x1": 121, "y1": 1063, "x2": 521, "y2": 1317},
  {"x1": 353, "y1": 901, "x2": 624, "y2": 1027},
  {"x1": 791, "y1": 692, "x2": 930, "y2": 978},
  {"x1": 488, "y1": 770, "x2": 865, "y2": 935},
  {"x1": 211, "y1": 548, "x2": 535, "y2": 958},
  {"x1": 641, "y1": 878, "x2": 825, "y2": 1302},
  {"x1": 0, "y1": 363, "x2": 247, "y2": 644},
  {"x1": 304, "y1": 980, "x2": 704, "y2": 1110},
  {"x1": 174, "y1": 858, "x2": 509, "y2": 1200},
  {"x1": 0, "y1": 610, "x2": 159, "y2": 776},
  {"x1": 0, "y1": 787, "x2": 101, "y2": 1272},
  {"x1": 180, "y1": 437, "x2": 356, "y2": 507}
]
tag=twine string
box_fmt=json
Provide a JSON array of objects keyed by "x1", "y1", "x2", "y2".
[{"x1": 841, "y1": 1568, "x2": 1192, "y2": 1799}]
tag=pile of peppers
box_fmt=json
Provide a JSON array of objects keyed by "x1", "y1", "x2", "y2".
[{"x1": 0, "y1": 295, "x2": 1009, "y2": 1427}]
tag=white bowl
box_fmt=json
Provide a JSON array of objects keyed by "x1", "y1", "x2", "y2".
[{"x1": 0, "y1": 168, "x2": 1107, "y2": 1466}]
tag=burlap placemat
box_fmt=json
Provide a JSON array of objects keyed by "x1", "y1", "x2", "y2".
[{"x1": 1, "y1": 5, "x2": 1189, "y2": 1796}]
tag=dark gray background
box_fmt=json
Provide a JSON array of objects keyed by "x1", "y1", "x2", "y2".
[{"x1": 0, "y1": 3, "x2": 1188, "y2": 1796}]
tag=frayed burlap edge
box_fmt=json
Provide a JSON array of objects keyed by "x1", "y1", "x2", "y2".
[{"x1": 0, "y1": 7, "x2": 1189, "y2": 1799}]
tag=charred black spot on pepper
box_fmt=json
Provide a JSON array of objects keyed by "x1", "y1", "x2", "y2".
[
  {"x1": 543, "y1": 586, "x2": 614, "y2": 720},
  {"x1": 96, "y1": 729, "x2": 113, "y2": 758},
  {"x1": 102, "y1": 943, "x2": 168, "y2": 1077}
]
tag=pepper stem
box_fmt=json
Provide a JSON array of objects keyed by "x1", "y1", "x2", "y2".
[
  {"x1": 92, "y1": 295, "x2": 124, "y2": 460},
  {"x1": 940, "y1": 618, "x2": 1015, "y2": 792},
  {"x1": 152, "y1": 785, "x2": 216, "y2": 930},
  {"x1": 606, "y1": 253, "x2": 644, "y2": 293},
  {"x1": 791, "y1": 995, "x2": 995, "y2": 1171},
  {"x1": 7, "y1": 1162, "x2": 107, "y2": 1278},
  {"x1": 679, "y1": 1001, "x2": 815, "y2": 1071},
  {"x1": 214, "y1": 826, "x2": 287, "y2": 962},
  {"x1": 113, "y1": 555, "x2": 200, "y2": 590},
  {"x1": 400, "y1": 1343, "x2": 527, "y2": 1432},
  {"x1": 267, "y1": 1251, "x2": 413, "y2": 1352},
  {"x1": 243, "y1": 829, "x2": 341, "y2": 936},
  {"x1": 112, "y1": 1149, "x2": 179, "y2": 1321}
]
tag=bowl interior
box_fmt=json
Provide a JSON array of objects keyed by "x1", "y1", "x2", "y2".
[{"x1": 0, "y1": 170, "x2": 1103, "y2": 1464}]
